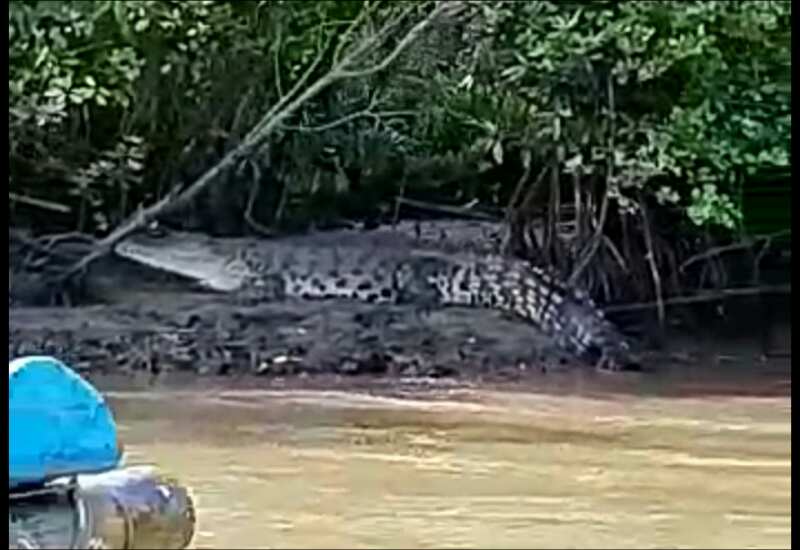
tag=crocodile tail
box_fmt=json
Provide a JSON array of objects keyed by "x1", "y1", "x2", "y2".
[{"x1": 436, "y1": 255, "x2": 635, "y2": 369}]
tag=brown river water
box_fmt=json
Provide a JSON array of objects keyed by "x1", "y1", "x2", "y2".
[{"x1": 97, "y1": 360, "x2": 791, "y2": 550}]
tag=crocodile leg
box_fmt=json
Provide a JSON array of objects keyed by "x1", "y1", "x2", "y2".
[
  {"x1": 389, "y1": 258, "x2": 449, "y2": 353},
  {"x1": 232, "y1": 273, "x2": 287, "y2": 307}
]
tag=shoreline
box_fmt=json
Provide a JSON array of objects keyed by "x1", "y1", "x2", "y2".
[{"x1": 10, "y1": 294, "x2": 790, "y2": 400}]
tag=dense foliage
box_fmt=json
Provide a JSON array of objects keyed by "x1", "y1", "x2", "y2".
[
  {"x1": 8, "y1": 0, "x2": 791, "y2": 300},
  {"x1": 454, "y1": 1, "x2": 790, "y2": 227}
]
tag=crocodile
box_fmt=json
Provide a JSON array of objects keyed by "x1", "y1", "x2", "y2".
[{"x1": 113, "y1": 228, "x2": 639, "y2": 371}]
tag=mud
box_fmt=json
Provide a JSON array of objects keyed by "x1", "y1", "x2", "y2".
[
  {"x1": 9, "y1": 290, "x2": 579, "y2": 380},
  {"x1": 9, "y1": 279, "x2": 791, "y2": 398}
]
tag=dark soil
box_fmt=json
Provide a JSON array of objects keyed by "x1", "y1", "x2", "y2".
[{"x1": 9, "y1": 289, "x2": 578, "y2": 379}]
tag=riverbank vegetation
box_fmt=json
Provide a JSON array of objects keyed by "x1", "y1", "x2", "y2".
[{"x1": 9, "y1": 0, "x2": 791, "y2": 309}]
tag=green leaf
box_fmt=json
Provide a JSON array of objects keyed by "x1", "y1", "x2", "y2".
[{"x1": 133, "y1": 18, "x2": 150, "y2": 32}]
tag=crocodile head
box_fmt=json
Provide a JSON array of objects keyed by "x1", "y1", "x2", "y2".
[{"x1": 114, "y1": 232, "x2": 254, "y2": 292}]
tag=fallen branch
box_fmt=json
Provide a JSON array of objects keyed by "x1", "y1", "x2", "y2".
[
  {"x1": 52, "y1": 1, "x2": 454, "y2": 284},
  {"x1": 394, "y1": 196, "x2": 499, "y2": 222},
  {"x1": 605, "y1": 283, "x2": 791, "y2": 314},
  {"x1": 9, "y1": 192, "x2": 71, "y2": 214},
  {"x1": 10, "y1": 230, "x2": 96, "y2": 274},
  {"x1": 679, "y1": 229, "x2": 791, "y2": 272}
]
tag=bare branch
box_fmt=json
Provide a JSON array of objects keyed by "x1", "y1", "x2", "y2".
[
  {"x1": 291, "y1": 87, "x2": 390, "y2": 132},
  {"x1": 51, "y1": 1, "x2": 449, "y2": 283},
  {"x1": 394, "y1": 197, "x2": 499, "y2": 222},
  {"x1": 9, "y1": 192, "x2": 71, "y2": 214},
  {"x1": 280, "y1": 108, "x2": 416, "y2": 133},
  {"x1": 272, "y1": 27, "x2": 284, "y2": 99},
  {"x1": 605, "y1": 283, "x2": 791, "y2": 314},
  {"x1": 679, "y1": 229, "x2": 791, "y2": 272},
  {"x1": 230, "y1": 89, "x2": 254, "y2": 142},
  {"x1": 336, "y1": 2, "x2": 421, "y2": 68},
  {"x1": 332, "y1": 0, "x2": 382, "y2": 64},
  {"x1": 336, "y1": 2, "x2": 455, "y2": 79},
  {"x1": 248, "y1": 24, "x2": 332, "y2": 140}
]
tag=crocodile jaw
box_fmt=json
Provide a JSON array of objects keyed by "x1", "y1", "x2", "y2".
[{"x1": 114, "y1": 239, "x2": 247, "y2": 292}]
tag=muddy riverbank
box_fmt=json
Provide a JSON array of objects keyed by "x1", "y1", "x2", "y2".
[
  {"x1": 9, "y1": 285, "x2": 790, "y2": 399},
  {"x1": 9, "y1": 220, "x2": 790, "y2": 396},
  {"x1": 8, "y1": 291, "x2": 594, "y2": 379}
]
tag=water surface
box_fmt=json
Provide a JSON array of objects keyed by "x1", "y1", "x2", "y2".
[{"x1": 105, "y1": 374, "x2": 791, "y2": 549}]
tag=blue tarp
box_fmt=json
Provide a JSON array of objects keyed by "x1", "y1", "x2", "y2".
[{"x1": 9, "y1": 356, "x2": 122, "y2": 488}]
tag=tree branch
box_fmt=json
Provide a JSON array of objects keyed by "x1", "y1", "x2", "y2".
[
  {"x1": 335, "y1": 2, "x2": 422, "y2": 68},
  {"x1": 679, "y1": 229, "x2": 791, "y2": 272},
  {"x1": 604, "y1": 283, "x2": 791, "y2": 314},
  {"x1": 336, "y1": 2, "x2": 456, "y2": 79},
  {"x1": 332, "y1": 0, "x2": 382, "y2": 64},
  {"x1": 51, "y1": 1, "x2": 450, "y2": 284},
  {"x1": 279, "y1": 104, "x2": 416, "y2": 133},
  {"x1": 9, "y1": 192, "x2": 71, "y2": 214}
]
